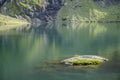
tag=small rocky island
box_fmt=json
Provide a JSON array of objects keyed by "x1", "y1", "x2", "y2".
[{"x1": 60, "y1": 55, "x2": 108, "y2": 66}]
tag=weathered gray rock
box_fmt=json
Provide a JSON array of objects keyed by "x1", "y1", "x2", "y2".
[
  {"x1": 0, "y1": 0, "x2": 64, "y2": 22},
  {"x1": 93, "y1": 0, "x2": 120, "y2": 7},
  {"x1": 61, "y1": 55, "x2": 108, "y2": 66}
]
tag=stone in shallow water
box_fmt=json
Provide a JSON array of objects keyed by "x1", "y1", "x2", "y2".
[{"x1": 60, "y1": 55, "x2": 108, "y2": 66}]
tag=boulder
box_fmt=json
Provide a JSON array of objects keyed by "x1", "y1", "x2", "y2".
[{"x1": 60, "y1": 55, "x2": 108, "y2": 66}]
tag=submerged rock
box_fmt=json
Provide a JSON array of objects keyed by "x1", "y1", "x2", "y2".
[{"x1": 60, "y1": 55, "x2": 108, "y2": 66}]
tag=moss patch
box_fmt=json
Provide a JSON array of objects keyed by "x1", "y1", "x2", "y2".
[
  {"x1": 61, "y1": 55, "x2": 108, "y2": 66},
  {"x1": 65, "y1": 58, "x2": 102, "y2": 65}
]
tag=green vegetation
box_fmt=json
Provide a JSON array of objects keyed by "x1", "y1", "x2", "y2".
[
  {"x1": 1, "y1": 0, "x2": 44, "y2": 18},
  {"x1": 57, "y1": 0, "x2": 120, "y2": 22},
  {"x1": 65, "y1": 58, "x2": 102, "y2": 65},
  {"x1": 0, "y1": 14, "x2": 29, "y2": 31},
  {"x1": 0, "y1": 14, "x2": 29, "y2": 25},
  {"x1": 61, "y1": 55, "x2": 108, "y2": 66},
  {"x1": 18, "y1": 0, "x2": 44, "y2": 8}
]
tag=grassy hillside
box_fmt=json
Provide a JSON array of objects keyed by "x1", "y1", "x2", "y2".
[
  {"x1": 57, "y1": 0, "x2": 120, "y2": 22},
  {"x1": 0, "y1": 14, "x2": 29, "y2": 31},
  {"x1": 0, "y1": 14, "x2": 29, "y2": 25}
]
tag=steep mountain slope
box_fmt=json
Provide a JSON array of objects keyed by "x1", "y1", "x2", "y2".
[
  {"x1": 0, "y1": 0, "x2": 120, "y2": 23},
  {"x1": 57, "y1": 0, "x2": 120, "y2": 23},
  {"x1": 0, "y1": 0, "x2": 64, "y2": 22}
]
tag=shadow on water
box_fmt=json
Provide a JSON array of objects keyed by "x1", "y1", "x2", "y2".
[{"x1": 98, "y1": 51, "x2": 120, "y2": 73}]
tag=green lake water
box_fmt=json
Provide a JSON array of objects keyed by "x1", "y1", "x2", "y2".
[{"x1": 0, "y1": 23, "x2": 120, "y2": 80}]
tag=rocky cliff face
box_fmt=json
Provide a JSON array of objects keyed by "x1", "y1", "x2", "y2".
[
  {"x1": 36, "y1": 0, "x2": 64, "y2": 22},
  {"x1": 93, "y1": 0, "x2": 120, "y2": 7},
  {"x1": 0, "y1": 0, "x2": 120, "y2": 23},
  {"x1": 0, "y1": 0, "x2": 64, "y2": 22}
]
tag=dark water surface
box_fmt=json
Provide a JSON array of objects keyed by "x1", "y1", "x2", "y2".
[{"x1": 0, "y1": 23, "x2": 120, "y2": 80}]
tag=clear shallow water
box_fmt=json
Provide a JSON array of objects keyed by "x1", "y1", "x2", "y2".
[{"x1": 0, "y1": 23, "x2": 120, "y2": 80}]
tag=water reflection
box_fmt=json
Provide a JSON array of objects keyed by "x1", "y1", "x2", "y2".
[
  {"x1": 0, "y1": 23, "x2": 120, "y2": 80},
  {"x1": 99, "y1": 51, "x2": 120, "y2": 73}
]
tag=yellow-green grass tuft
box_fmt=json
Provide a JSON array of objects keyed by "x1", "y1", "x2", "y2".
[
  {"x1": 67, "y1": 58, "x2": 102, "y2": 65},
  {"x1": 0, "y1": 14, "x2": 29, "y2": 25}
]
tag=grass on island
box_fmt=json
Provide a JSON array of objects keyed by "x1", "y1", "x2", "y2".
[{"x1": 64, "y1": 58, "x2": 102, "y2": 65}]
